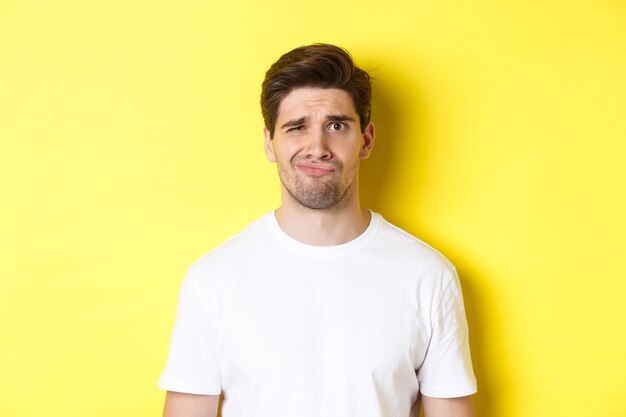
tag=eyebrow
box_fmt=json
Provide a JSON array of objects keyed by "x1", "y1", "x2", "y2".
[
  {"x1": 279, "y1": 114, "x2": 356, "y2": 130},
  {"x1": 326, "y1": 114, "x2": 356, "y2": 123},
  {"x1": 280, "y1": 117, "x2": 308, "y2": 130}
]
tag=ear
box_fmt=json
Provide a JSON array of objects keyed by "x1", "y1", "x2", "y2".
[
  {"x1": 264, "y1": 127, "x2": 276, "y2": 162},
  {"x1": 359, "y1": 122, "x2": 375, "y2": 159}
]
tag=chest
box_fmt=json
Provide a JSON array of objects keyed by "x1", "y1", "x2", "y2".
[{"x1": 215, "y1": 266, "x2": 431, "y2": 388}]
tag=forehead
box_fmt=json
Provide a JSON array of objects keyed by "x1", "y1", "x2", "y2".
[{"x1": 276, "y1": 88, "x2": 357, "y2": 121}]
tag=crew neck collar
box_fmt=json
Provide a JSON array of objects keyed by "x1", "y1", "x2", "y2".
[{"x1": 263, "y1": 210, "x2": 381, "y2": 259}]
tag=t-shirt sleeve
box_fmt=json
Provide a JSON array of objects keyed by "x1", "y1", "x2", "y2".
[
  {"x1": 417, "y1": 268, "x2": 477, "y2": 398},
  {"x1": 158, "y1": 268, "x2": 222, "y2": 395}
]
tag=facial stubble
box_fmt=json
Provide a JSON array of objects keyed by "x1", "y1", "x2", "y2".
[{"x1": 277, "y1": 158, "x2": 358, "y2": 211}]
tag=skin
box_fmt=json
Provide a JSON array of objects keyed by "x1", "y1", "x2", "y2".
[
  {"x1": 263, "y1": 87, "x2": 375, "y2": 246},
  {"x1": 163, "y1": 391, "x2": 219, "y2": 417},
  {"x1": 163, "y1": 87, "x2": 475, "y2": 417},
  {"x1": 422, "y1": 394, "x2": 476, "y2": 417}
]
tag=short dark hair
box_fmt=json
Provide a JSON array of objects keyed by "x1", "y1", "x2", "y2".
[{"x1": 261, "y1": 43, "x2": 372, "y2": 138}]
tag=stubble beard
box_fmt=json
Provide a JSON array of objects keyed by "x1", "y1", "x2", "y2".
[{"x1": 277, "y1": 159, "x2": 358, "y2": 211}]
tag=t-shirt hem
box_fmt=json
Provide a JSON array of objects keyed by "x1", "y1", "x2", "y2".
[
  {"x1": 419, "y1": 383, "x2": 477, "y2": 398},
  {"x1": 158, "y1": 376, "x2": 221, "y2": 396}
]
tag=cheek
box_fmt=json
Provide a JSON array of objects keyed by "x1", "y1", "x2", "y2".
[
  {"x1": 277, "y1": 140, "x2": 306, "y2": 161},
  {"x1": 335, "y1": 141, "x2": 362, "y2": 161},
  {"x1": 274, "y1": 144, "x2": 296, "y2": 164}
]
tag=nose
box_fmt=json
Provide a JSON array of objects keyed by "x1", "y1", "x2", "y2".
[{"x1": 304, "y1": 126, "x2": 331, "y2": 160}]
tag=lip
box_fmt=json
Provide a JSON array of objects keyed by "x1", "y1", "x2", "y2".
[{"x1": 296, "y1": 162, "x2": 335, "y2": 176}]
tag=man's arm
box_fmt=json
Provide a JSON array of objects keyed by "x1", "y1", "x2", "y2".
[
  {"x1": 422, "y1": 394, "x2": 475, "y2": 417},
  {"x1": 163, "y1": 391, "x2": 220, "y2": 417}
]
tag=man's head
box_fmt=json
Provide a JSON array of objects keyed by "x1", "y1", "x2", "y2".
[
  {"x1": 261, "y1": 43, "x2": 372, "y2": 139},
  {"x1": 261, "y1": 44, "x2": 375, "y2": 211}
]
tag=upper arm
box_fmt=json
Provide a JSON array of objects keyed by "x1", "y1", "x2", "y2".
[
  {"x1": 417, "y1": 269, "x2": 477, "y2": 398},
  {"x1": 163, "y1": 391, "x2": 220, "y2": 417},
  {"x1": 159, "y1": 271, "x2": 222, "y2": 394},
  {"x1": 422, "y1": 394, "x2": 475, "y2": 417}
]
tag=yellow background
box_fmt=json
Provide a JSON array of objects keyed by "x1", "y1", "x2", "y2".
[{"x1": 1, "y1": 1, "x2": 625, "y2": 416}]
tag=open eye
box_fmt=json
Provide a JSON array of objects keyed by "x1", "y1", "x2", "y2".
[{"x1": 329, "y1": 122, "x2": 345, "y2": 131}]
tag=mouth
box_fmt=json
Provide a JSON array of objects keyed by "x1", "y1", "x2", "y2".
[{"x1": 295, "y1": 162, "x2": 335, "y2": 177}]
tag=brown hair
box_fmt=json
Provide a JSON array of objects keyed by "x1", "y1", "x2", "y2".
[{"x1": 261, "y1": 43, "x2": 372, "y2": 138}]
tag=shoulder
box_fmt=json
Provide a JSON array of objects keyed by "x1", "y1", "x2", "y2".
[
  {"x1": 375, "y1": 214, "x2": 456, "y2": 270},
  {"x1": 187, "y1": 213, "x2": 273, "y2": 281},
  {"x1": 366, "y1": 211, "x2": 460, "y2": 303}
]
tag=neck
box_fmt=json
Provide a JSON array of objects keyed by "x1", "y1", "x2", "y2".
[{"x1": 275, "y1": 188, "x2": 371, "y2": 246}]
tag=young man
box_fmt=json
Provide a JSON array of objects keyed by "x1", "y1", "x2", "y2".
[{"x1": 159, "y1": 44, "x2": 477, "y2": 417}]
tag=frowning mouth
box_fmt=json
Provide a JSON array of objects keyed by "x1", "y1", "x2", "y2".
[{"x1": 295, "y1": 162, "x2": 335, "y2": 177}]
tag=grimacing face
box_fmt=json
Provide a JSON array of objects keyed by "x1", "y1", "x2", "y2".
[{"x1": 264, "y1": 87, "x2": 375, "y2": 210}]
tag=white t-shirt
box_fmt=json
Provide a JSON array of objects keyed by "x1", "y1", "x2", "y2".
[{"x1": 159, "y1": 211, "x2": 477, "y2": 416}]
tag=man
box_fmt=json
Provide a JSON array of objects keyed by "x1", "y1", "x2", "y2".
[{"x1": 159, "y1": 43, "x2": 477, "y2": 417}]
